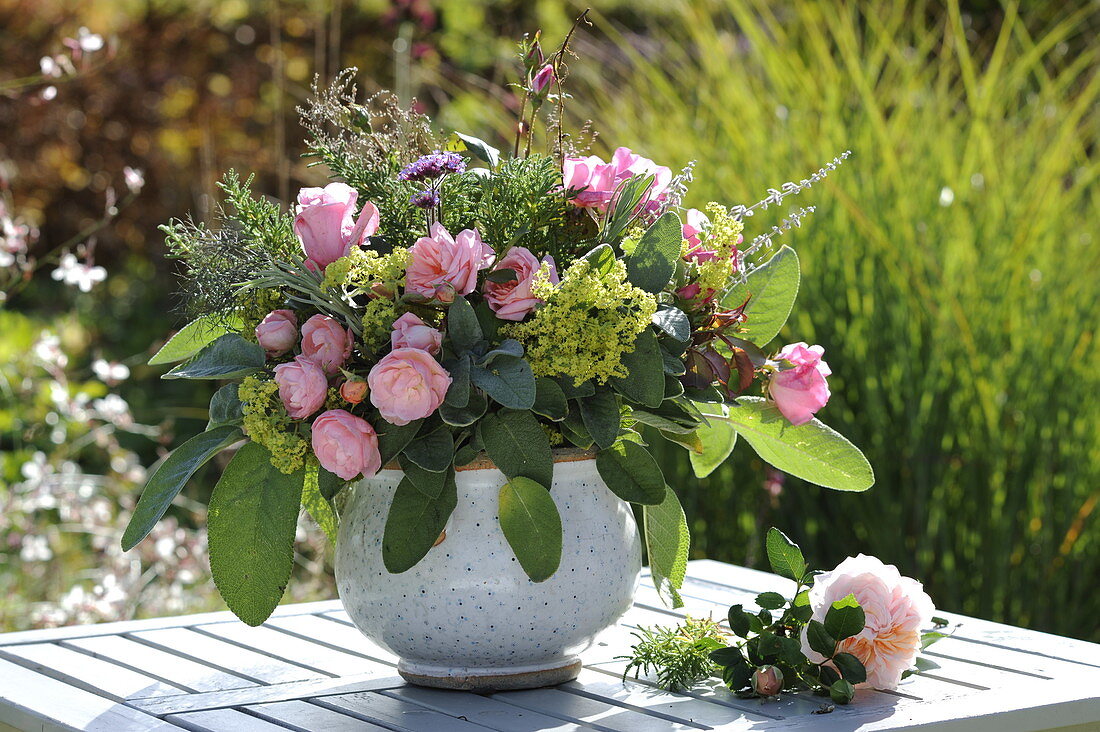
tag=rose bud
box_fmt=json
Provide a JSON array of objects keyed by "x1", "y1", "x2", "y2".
[
  {"x1": 752, "y1": 665, "x2": 784, "y2": 697},
  {"x1": 340, "y1": 378, "x2": 368, "y2": 405},
  {"x1": 768, "y1": 342, "x2": 831, "y2": 426},
  {"x1": 255, "y1": 309, "x2": 297, "y2": 358},
  {"x1": 531, "y1": 63, "x2": 556, "y2": 97}
]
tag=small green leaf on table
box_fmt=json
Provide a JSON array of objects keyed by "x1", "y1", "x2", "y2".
[
  {"x1": 765, "y1": 526, "x2": 808, "y2": 582},
  {"x1": 208, "y1": 442, "x2": 305, "y2": 626},
  {"x1": 806, "y1": 619, "x2": 837, "y2": 658},
  {"x1": 829, "y1": 679, "x2": 855, "y2": 704},
  {"x1": 756, "y1": 591, "x2": 787, "y2": 610},
  {"x1": 832, "y1": 652, "x2": 867, "y2": 685},
  {"x1": 498, "y1": 477, "x2": 562, "y2": 582}
]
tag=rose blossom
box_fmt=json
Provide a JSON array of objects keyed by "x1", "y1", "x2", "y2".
[
  {"x1": 311, "y1": 409, "x2": 381, "y2": 480},
  {"x1": 768, "y1": 342, "x2": 831, "y2": 426},
  {"x1": 300, "y1": 314, "x2": 354, "y2": 376},
  {"x1": 367, "y1": 348, "x2": 451, "y2": 426},
  {"x1": 255, "y1": 309, "x2": 297, "y2": 358},
  {"x1": 483, "y1": 247, "x2": 559, "y2": 321},
  {"x1": 405, "y1": 222, "x2": 494, "y2": 299},
  {"x1": 293, "y1": 182, "x2": 380, "y2": 271},
  {"x1": 563, "y1": 147, "x2": 671, "y2": 213},
  {"x1": 751, "y1": 665, "x2": 784, "y2": 697},
  {"x1": 801, "y1": 554, "x2": 935, "y2": 690},
  {"x1": 390, "y1": 312, "x2": 442, "y2": 354},
  {"x1": 272, "y1": 356, "x2": 327, "y2": 419}
]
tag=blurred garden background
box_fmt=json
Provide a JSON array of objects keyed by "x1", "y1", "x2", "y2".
[{"x1": 1, "y1": 0, "x2": 1097, "y2": 642}]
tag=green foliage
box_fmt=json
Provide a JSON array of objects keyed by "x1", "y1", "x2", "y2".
[
  {"x1": 688, "y1": 402, "x2": 738, "y2": 478},
  {"x1": 765, "y1": 527, "x2": 808, "y2": 582},
  {"x1": 122, "y1": 425, "x2": 242, "y2": 551},
  {"x1": 216, "y1": 170, "x2": 298, "y2": 260},
  {"x1": 609, "y1": 327, "x2": 665, "y2": 408},
  {"x1": 498, "y1": 477, "x2": 562, "y2": 582},
  {"x1": 478, "y1": 409, "x2": 553, "y2": 487},
  {"x1": 595, "y1": 439, "x2": 666, "y2": 505},
  {"x1": 302, "y1": 462, "x2": 339, "y2": 543},
  {"x1": 162, "y1": 334, "x2": 265, "y2": 381},
  {"x1": 382, "y1": 463, "x2": 458, "y2": 573},
  {"x1": 644, "y1": 485, "x2": 690, "y2": 608},
  {"x1": 721, "y1": 246, "x2": 800, "y2": 347},
  {"x1": 207, "y1": 442, "x2": 305, "y2": 626},
  {"x1": 723, "y1": 398, "x2": 874, "y2": 492},
  {"x1": 625, "y1": 211, "x2": 682, "y2": 293},
  {"x1": 621, "y1": 617, "x2": 727, "y2": 691},
  {"x1": 148, "y1": 314, "x2": 241, "y2": 366}
]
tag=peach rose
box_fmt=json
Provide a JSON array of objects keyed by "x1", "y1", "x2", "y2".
[
  {"x1": 801, "y1": 554, "x2": 935, "y2": 690},
  {"x1": 405, "y1": 223, "x2": 494, "y2": 299},
  {"x1": 390, "y1": 312, "x2": 442, "y2": 355},
  {"x1": 293, "y1": 182, "x2": 380, "y2": 271},
  {"x1": 300, "y1": 314, "x2": 353, "y2": 376},
  {"x1": 339, "y1": 378, "x2": 367, "y2": 404},
  {"x1": 483, "y1": 247, "x2": 559, "y2": 321},
  {"x1": 769, "y1": 342, "x2": 831, "y2": 426},
  {"x1": 311, "y1": 409, "x2": 381, "y2": 480},
  {"x1": 272, "y1": 356, "x2": 327, "y2": 419},
  {"x1": 255, "y1": 309, "x2": 297, "y2": 358},
  {"x1": 367, "y1": 347, "x2": 451, "y2": 426}
]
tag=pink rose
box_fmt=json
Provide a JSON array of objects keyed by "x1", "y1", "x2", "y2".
[
  {"x1": 311, "y1": 409, "x2": 381, "y2": 480},
  {"x1": 801, "y1": 554, "x2": 935, "y2": 690},
  {"x1": 562, "y1": 147, "x2": 671, "y2": 213},
  {"x1": 406, "y1": 223, "x2": 494, "y2": 299},
  {"x1": 339, "y1": 379, "x2": 367, "y2": 405},
  {"x1": 300, "y1": 314, "x2": 354, "y2": 376},
  {"x1": 769, "y1": 342, "x2": 831, "y2": 426},
  {"x1": 367, "y1": 347, "x2": 451, "y2": 426},
  {"x1": 255, "y1": 309, "x2": 297, "y2": 358},
  {"x1": 272, "y1": 356, "x2": 327, "y2": 419},
  {"x1": 483, "y1": 247, "x2": 559, "y2": 321},
  {"x1": 390, "y1": 312, "x2": 442, "y2": 354},
  {"x1": 293, "y1": 182, "x2": 380, "y2": 271},
  {"x1": 751, "y1": 665, "x2": 784, "y2": 697}
]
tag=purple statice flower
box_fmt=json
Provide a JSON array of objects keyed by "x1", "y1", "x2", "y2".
[
  {"x1": 399, "y1": 150, "x2": 467, "y2": 181},
  {"x1": 409, "y1": 189, "x2": 441, "y2": 209}
]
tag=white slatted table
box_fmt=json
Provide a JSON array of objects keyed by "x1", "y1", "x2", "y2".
[{"x1": 1, "y1": 560, "x2": 1098, "y2": 731}]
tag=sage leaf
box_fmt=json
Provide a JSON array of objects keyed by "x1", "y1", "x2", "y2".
[
  {"x1": 498, "y1": 477, "x2": 562, "y2": 582},
  {"x1": 644, "y1": 485, "x2": 689, "y2": 608},
  {"x1": 721, "y1": 245, "x2": 800, "y2": 346},
  {"x1": 163, "y1": 334, "x2": 265, "y2": 380}
]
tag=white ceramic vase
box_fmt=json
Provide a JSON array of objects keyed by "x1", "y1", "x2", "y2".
[{"x1": 335, "y1": 450, "x2": 642, "y2": 691}]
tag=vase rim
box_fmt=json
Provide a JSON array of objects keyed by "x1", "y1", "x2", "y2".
[{"x1": 381, "y1": 447, "x2": 596, "y2": 473}]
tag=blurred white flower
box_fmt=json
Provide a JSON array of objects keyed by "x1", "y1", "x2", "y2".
[
  {"x1": 41, "y1": 86, "x2": 58, "y2": 102},
  {"x1": 76, "y1": 27, "x2": 104, "y2": 53},
  {"x1": 123, "y1": 166, "x2": 145, "y2": 194},
  {"x1": 33, "y1": 333, "x2": 68, "y2": 368},
  {"x1": 92, "y1": 359, "x2": 130, "y2": 385},
  {"x1": 938, "y1": 186, "x2": 955, "y2": 206},
  {"x1": 20, "y1": 452, "x2": 51, "y2": 483},
  {"x1": 51, "y1": 252, "x2": 106, "y2": 292},
  {"x1": 20, "y1": 535, "x2": 53, "y2": 563},
  {"x1": 39, "y1": 56, "x2": 62, "y2": 78},
  {"x1": 0, "y1": 250, "x2": 13, "y2": 267},
  {"x1": 93, "y1": 393, "x2": 132, "y2": 426}
]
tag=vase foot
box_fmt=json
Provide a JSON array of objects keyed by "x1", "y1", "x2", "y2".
[{"x1": 397, "y1": 657, "x2": 582, "y2": 691}]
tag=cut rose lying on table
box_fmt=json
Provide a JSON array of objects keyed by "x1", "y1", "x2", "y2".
[
  {"x1": 126, "y1": 58, "x2": 873, "y2": 630},
  {"x1": 623, "y1": 528, "x2": 949, "y2": 705}
]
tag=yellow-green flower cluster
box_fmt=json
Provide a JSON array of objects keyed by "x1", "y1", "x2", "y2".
[
  {"x1": 360, "y1": 297, "x2": 400, "y2": 355},
  {"x1": 322, "y1": 247, "x2": 408, "y2": 293},
  {"x1": 505, "y1": 258, "x2": 657, "y2": 385},
  {"x1": 238, "y1": 375, "x2": 309, "y2": 474},
  {"x1": 684, "y1": 203, "x2": 745, "y2": 301}
]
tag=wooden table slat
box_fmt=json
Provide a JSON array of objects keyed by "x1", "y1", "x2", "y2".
[
  {"x1": 246, "y1": 699, "x2": 391, "y2": 731},
  {"x1": 128, "y1": 627, "x2": 326, "y2": 686},
  {"x1": 314, "y1": 691, "x2": 492, "y2": 731},
  {"x1": 0, "y1": 657, "x2": 185, "y2": 732},
  {"x1": 163, "y1": 708, "x2": 291, "y2": 732},
  {"x1": 0, "y1": 642, "x2": 186, "y2": 701},
  {"x1": 61, "y1": 634, "x2": 257, "y2": 694},
  {"x1": 490, "y1": 686, "x2": 703, "y2": 731},
  {"x1": 264, "y1": 613, "x2": 400, "y2": 665},
  {"x1": 192, "y1": 621, "x2": 384, "y2": 678},
  {"x1": 381, "y1": 686, "x2": 597, "y2": 732}
]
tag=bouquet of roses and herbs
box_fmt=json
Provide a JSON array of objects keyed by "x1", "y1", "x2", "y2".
[{"x1": 123, "y1": 25, "x2": 872, "y2": 626}]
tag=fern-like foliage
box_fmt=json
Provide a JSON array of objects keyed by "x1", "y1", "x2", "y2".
[{"x1": 620, "y1": 617, "x2": 727, "y2": 691}]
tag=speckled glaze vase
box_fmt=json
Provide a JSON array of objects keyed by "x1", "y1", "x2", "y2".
[{"x1": 334, "y1": 450, "x2": 642, "y2": 691}]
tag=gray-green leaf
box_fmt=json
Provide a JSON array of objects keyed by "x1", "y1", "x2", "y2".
[
  {"x1": 644, "y1": 485, "x2": 690, "y2": 608},
  {"x1": 382, "y1": 464, "x2": 457, "y2": 573},
  {"x1": 610, "y1": 327, "x2": 664, "y2": 408},
  {"x1": 148, "y1": 313, "x2": 241, "y2": 366},
  {"x1": 595, "y1": 440, "x2": 665, "y2": 505},
  {"x1": 470, "y1": 356, "x2": 536, "y2": 410},
  {"x1": 688, "y1": 401, "x2": 738, "y2": 478},
  {"x1": 765, "y1": 527, "x2": 808, "y2": 582},
  {"x1": 626, "y1": 211, "x2": 682, "y2": 293},
  {"x1": 498, "y1": 477, "x2": 562, "y2": 582},
  {"x1": 478, "y1": 410, "x2": 553, "y2": 487},
  {"x1": 721, "y1": 245, "x2": 800, "y2": 346},
  {"x1": 163, "y1": 334, "x2": 265, "y2": 380},
  {"x1": 208, "y1": 442, "x2": 304, "y2": 626},
  {"x1": 122, "y1": 425, "x2": 241, "y2": 551}
]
